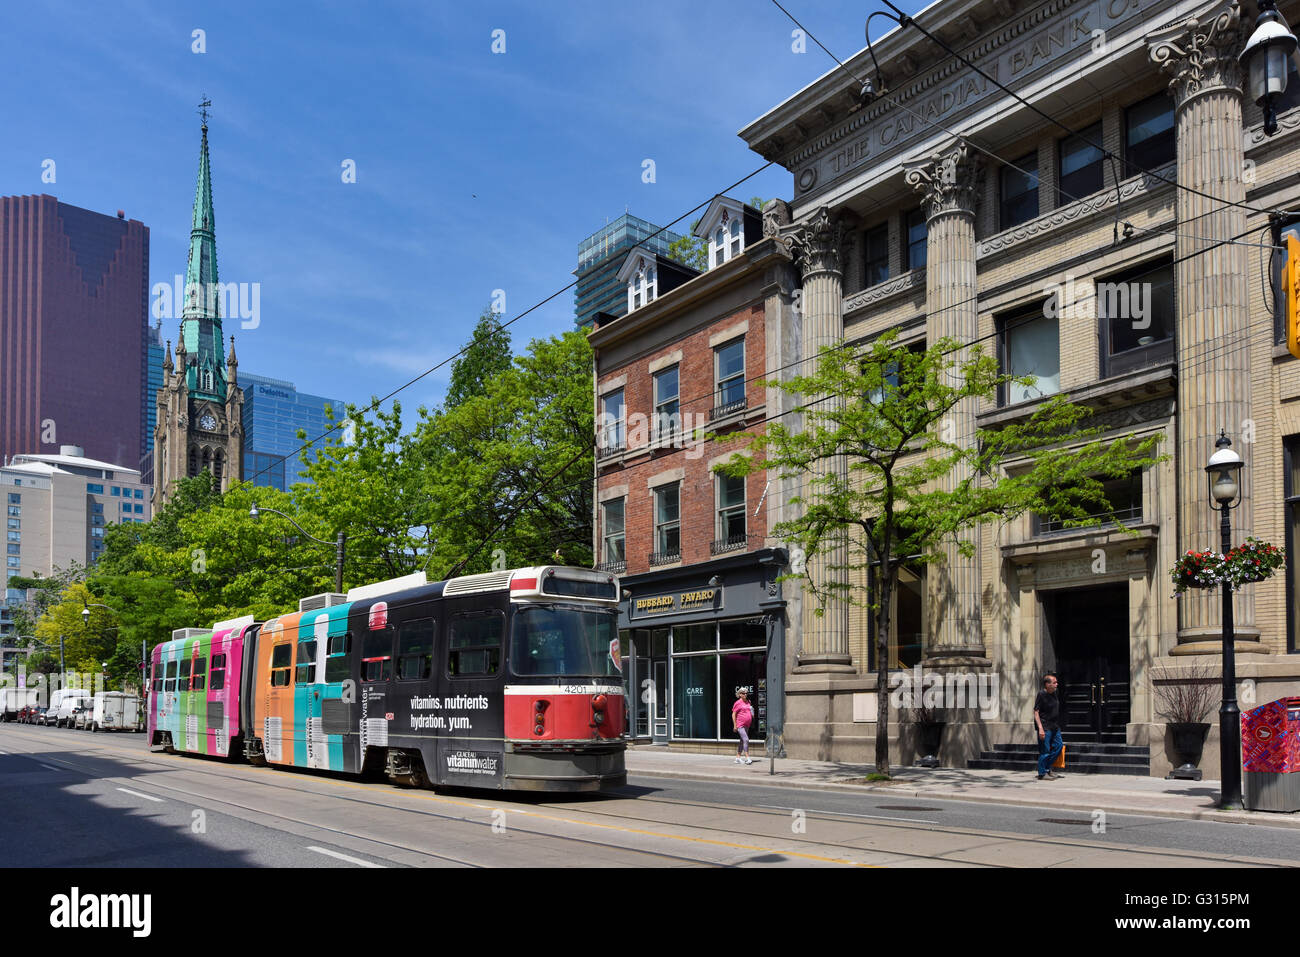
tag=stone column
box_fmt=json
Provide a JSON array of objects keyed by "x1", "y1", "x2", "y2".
[
  {"x1": 904, "y1": 139, "x2": 989, "y2": 665},
  {"x1": 1148, "y1": 3, "x2": 1261, "y2": 653},
  {"x1": 784, "y1": 206, "x2": 856, "y2": 673}
]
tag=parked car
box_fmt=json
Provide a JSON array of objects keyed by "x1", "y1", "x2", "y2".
[{"x1": 72, "y1": 706, "x2": 93, "y2": 730}]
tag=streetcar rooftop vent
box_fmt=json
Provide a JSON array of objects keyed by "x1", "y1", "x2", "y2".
[
  {"x1": 444, "y1": 569, "x2": 514, "y2": 596},
  {"x1": 298, "y1": 593, "x2": 347, "y2": 613},
  {"x1": 346, "y1": 571, "x2": 428, "y2": 603},
  {"x1": 170, "y1": 627, "x2": 208, "y2": 641},
  {"x1": 211, "y1": 614, "x2": 256, "y2": 633}
]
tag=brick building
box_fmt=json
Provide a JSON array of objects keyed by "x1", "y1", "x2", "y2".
[
  {"x1": 589, "y1": 197, "x2": 800, "y2": 752},
  {"x1": 731, "y1": 0, "x2": 1300, "y2": 775}
]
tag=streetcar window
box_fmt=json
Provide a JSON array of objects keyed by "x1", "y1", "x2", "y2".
[
  {"x1": 295, "y1": 641, "x2": 318, "y2": 684},
  {"x1": 164, "y1": 659, "x2": 177, "y2": 692},
  {"x1": 270, "y1": 643, "x2": 292, "y2": 688},
  {"x1": 448, "y1": 612, "x2": 502, "y2": 677},
  {"x1": 325, "y1": 633, "x2": 351, "y2": 683},
  {"x1": 541, "y1": 577, "x2": 618, "y2": 601},
  {"x1": 192, "y1": 656, "x2": 207, "y2": 692},
  {"x1": 178, "y1": 658, "x2": 192, "y2": 692},
  {"x1": 210, "y1": 654, "x2": 226, "y2": 692},
  {"x1": 362, "y1": 628, "x2": 393, "y2": 682},
  {"x1": 398, "y1": 618, "x2": 436, "y2": 681},
  {"x1": 152, "y1": 662, "x2": 162, "y2": 693},
  {"x1": 511, "y1": 606, "x2": 620, "y2": 677}
]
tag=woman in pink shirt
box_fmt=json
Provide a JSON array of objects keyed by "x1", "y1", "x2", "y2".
[{"x1": 731, "y1": 687, "x2": 754, "y2": 765}]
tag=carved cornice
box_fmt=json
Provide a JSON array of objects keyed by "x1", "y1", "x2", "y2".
[
  {"x1": 844, "y1": 269, "x2": 926, "y2": 314},
  {"x1": 1244, "y1": 104, "x2": 1300, "y2": 147},
  {"x1": 1147, "y1": 2, "x2": 1244, "y2": 109},
  {"x1": 904, "y1": 139, "x2": 983, "y2": 219},
  {"x1": 783, "y1": 207, "x2": 854, "y2": 279},
  {"x1": 977, "y1": 162, "x2": 1177, "y2": 259}
]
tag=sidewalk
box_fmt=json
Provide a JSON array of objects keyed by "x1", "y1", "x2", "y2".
[{"x1": 624, "y1": 747, "x2": 1300, "y2": 829}]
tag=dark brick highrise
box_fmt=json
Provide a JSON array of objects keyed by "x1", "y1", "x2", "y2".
[{"x1": 0, "y1": 194, "x2": 149, "y2": 467}]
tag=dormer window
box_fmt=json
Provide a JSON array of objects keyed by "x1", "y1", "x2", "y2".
[
  {"x1": 697, "y1": 198, "x2": 751, "y2": 271},
  {"x1": 625, "y1": 256, "x2": 658, "y2": 312}
]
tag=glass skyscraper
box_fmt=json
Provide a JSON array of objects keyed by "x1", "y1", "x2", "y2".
[
  {"x1": 240, "y1": 373, "x2": 347, "y2": 491},
  {"x1": 574, "y1": 214, "x2": 682, "y2": 329}
]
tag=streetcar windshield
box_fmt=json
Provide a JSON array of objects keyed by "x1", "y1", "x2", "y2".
[{"x1": 510, "y1": 605, "x2": 620, "y2": 677}]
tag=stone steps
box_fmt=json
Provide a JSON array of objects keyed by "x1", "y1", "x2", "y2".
[{"x1": 969, "y1": 740, "x2": 1151, "y2": 775}]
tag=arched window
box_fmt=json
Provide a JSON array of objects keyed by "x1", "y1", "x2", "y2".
[
  {"x1": 202, "y1": 447, "x2": 211, "y2": 473},
  {"x1": 729, "y1": 217, "x2": 741, "y2": 257},
  {"x1": 188, "y1": 448, "x2": 198, "y2": 477},
  {"x1": 714, "y1": 227, "x2": 725, "y2": 267},
  {"x1": 214, "y1": 450, "x2": 223, "y2": 482}
]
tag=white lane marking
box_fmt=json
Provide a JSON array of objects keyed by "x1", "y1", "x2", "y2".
[
  {"x1": 755, "y1": 804, "x2": 940, "y2": 825},
  {"x1": 306, "y1": 846, "x2": 385, "y2": 868},
  {"x1": 116, "y1": 787, "x2": 164, "y2": 803}
]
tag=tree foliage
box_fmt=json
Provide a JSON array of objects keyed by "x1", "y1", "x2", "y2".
[{"x1": 716, "y1": 331, "x2": 1164, "y2": 775}]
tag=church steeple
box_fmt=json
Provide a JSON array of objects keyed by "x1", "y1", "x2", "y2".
[{"x1": 180, "y1": 97, "x2": 226, "y2": 401}]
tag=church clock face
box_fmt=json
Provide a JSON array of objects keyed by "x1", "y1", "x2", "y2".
[{"x1": 199, "y1": 413, "x2": 218, "y2": 432}]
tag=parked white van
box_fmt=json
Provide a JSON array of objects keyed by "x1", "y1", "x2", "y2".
[
  {"x1": 89, "y1": 692, "x2": 140, "y2": 732},
  {"x1": 51, "y1": 689, "x2": 93, "y2": 728}
]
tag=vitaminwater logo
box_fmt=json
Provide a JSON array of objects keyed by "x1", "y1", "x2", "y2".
[{"x1": 49, "y1": 888, "x2": 151, "y2": 937}]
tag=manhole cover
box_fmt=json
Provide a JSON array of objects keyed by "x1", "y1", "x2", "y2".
[
  {"x1": 875, "y1": 805, "x2": 943, "y2": 812},
  {"x1": 1038, "y1": 818, "x2": 1092, "y2": 825}
]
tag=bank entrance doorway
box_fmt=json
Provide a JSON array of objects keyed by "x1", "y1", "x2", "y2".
[{"x1": 1045, "y1": 584, "x2": 1131, "y2": 742}]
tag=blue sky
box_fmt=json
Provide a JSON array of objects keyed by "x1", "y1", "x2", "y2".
[{"x1": 2, "y1": 0, "x2": 922, "y2": 419}]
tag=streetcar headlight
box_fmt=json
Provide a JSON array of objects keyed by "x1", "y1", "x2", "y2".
[{"x1": 592, "y1": 694, "x2": 607, "y2": 711}]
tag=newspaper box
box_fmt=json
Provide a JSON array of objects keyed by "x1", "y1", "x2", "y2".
[{"x1": 1242, "y1": 696, "x2": 1300, "y2": 812}]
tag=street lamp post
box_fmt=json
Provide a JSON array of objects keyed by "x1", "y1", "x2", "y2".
[
  {"x1": 249, "y1": 503, "x2": 347, "y2": 594},
  {"x1": 1241, "y1": 0, "x2": 1300, "y2": 137},
  {"x1": 1206, "y1": 431, "x2": 1245, "y2": 810}
]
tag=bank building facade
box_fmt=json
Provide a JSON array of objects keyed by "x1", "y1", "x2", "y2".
[{"x1": 725, "y1": 0, "x2": 1300, "y2": 775}]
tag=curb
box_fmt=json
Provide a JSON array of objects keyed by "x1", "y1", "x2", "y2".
[{"x1": 626, "y1": 766, "x2": 1300, "y2": 829}]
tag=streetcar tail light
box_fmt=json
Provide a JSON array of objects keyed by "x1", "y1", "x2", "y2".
[
  {"x1": 534, "y1": 699, "x2": 548, "y2": 735},
  {"x1": 592, "y1": 694, "x2": 607, "y2": 726}
]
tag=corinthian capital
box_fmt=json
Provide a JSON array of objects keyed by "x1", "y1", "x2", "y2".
[
  {"x1": 903, "y1": 139, "x2": 983, "y2": 220},
  {"x1": 782, "y1": 206, "x2": 854, "y2": 279},
  {"x1": 1147, "y1": 2, "x2": 1244, "y2": 108}
]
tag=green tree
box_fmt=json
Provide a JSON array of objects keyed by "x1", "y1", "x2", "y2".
[
  {"x1": 444, "y1": 308, "x2": 513, "y2": 409},
  {"x1": 667, "y1": 218, "x2": 707, "y2": 272},
  {"x1": 716, "y1": 332, "x2": 1163, "y2": 775},
  {"x1": 35, "y1": 583, "x2": 117, "y2": 675}
]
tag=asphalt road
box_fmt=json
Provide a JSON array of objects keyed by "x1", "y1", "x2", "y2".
[{"x1": 3, "y1": 723, "x2": 1296, "y2": 868}]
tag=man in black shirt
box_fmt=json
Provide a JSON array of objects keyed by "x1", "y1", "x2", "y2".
[{"x1": 1034, "y1": 674, "x2": 1063, "y2": 780}]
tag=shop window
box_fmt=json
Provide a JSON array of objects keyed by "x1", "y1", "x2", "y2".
[
  {"x1": 295, "y1": 640, "x2": 318, "y2": 684},
  {"x1": 868, "y1": 562, "x2": 925, "y2": 670},
  {"x1": 1058, "y1": 122, "x2": 1104, "y2": 205},
  {"x1": 361, "y1": 628, "x2": 393, "y2": 682},
  {"x1": 905, "y1": 208, "x2": 927, "y2": 270},
  {"x1": 719, "y1": 650, "x2": 767, "y2": 739},
  {"x1": 1000, "y1": 153, "x2": 1039, "y2": 229},
  {"x1": 1099, "y1": 258, "x2": 1175, "y2": 377},
  {"x1": 653, "y1": 366, "x2": 680, "y2": 441},
  {"x1": 863, "y1": 222, "x2": 890, "y2": 288},
  {"x1": 270, "y1": 643, "x2": 292, "y2": 687},
  {"x1": 325, "y1": 633, "x2": 351, "y2": 683},
  {"x1": 601, "y1": 498, "x2": 625, "y2": 569},
  {"x1": 1124, "y1": 93, "x2": 1175, "y2": 176},
  {"x1": 448, "y1": 611, "x2": 502, "y2": 676},
  {"x1": 714, "y1": 338, "x2": 745, "y2": 416},
  {"x1": 398, "y1": 618, "x2": 436, "y2": 680},
  {"x1": 1000, "y1": 308, "x2": 1060, "y2": 405},
  {"x1": 192, "y1": 656, "x2": 206, "y2": 692},
  {"x1": 210, "y1": 653, "x2": 226, "y2": 692},
  {"x1": 674, "y1": 623, "x2": 715, "y2": 653},
  {"x1": 672, "y1": 654, "x2": 717, "y2": 739},
  {"x1": 1035, "y1": 470, "x2": 1143, "y2": 534},
  {"x1": 651, "y1": 483, "x2": 681, "y2": 565}
]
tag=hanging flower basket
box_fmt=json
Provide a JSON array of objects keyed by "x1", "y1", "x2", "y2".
[
  {"x1": 1170, "y1": 539, "x2": 1286, "y2": 593},
  {"x1": 1223, "y1": 537, "x2": 1285, "y2": 586}
]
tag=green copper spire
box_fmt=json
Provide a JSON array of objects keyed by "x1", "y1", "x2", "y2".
[{"x1": 181, "y1": 99, "x2": 227, "y2": 401}]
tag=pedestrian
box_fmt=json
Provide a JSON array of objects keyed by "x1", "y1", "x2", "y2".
[
  {"x1": 732, "y1": 686, "x2": 754, "y2": 765},
  {"x1": 1034, "y1": 673, "x2": 1063, "y2": 781}
]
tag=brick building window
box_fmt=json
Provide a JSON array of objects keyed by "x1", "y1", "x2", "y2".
[
  {"x1": 600, "y1": 498, "x2": 626, "y2": 572},
  {"x1": 651, "y1": 483, "x2": 681, "y2": 565},
  {"x1": 1058, "y1": 122, "x2": 1104, "y2": 205},
  {"x1": 653, "y1": 366, "x2": 680, "y2": 441},
  {"x1": 1000, "y1": 307, "x2": 1059, "y2": 406},
  {"x1": 1124, "y1": 93, "x2": 1175, "y2": 176},
  {"x1": 712, "y1": 475, "x2": 746, "y2": 554},
  {"x1": 713, "y1": 339, "x2": 745, "y2": 418},
  {"x1": 600, "y1": 389, "x2": 625, "y2": 455},
  {"x1": 1000, "y1": 153, "x2": 1039, "y2": 229},
  {"x1": 863, "y1": 223, "x2": 889, "y2": 287},
  {"x1": 905, "y1": 208, "x2": 927, "y2": 270}
]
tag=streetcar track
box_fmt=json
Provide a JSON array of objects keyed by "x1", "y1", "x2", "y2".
[{"x1": 4, "y1": 727, "x2": 1282, "y2": 868}]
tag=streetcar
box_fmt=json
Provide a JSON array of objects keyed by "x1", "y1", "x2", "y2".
[{"x1": 147, "y1": 566, "x2": 626, "y2": 792}]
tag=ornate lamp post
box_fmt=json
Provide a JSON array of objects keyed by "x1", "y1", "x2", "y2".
[
  {"x1": 1240, "y1": 0, "x2": 1299, "y2": 136},
  {"x1": 250, "y1": 503, "x2": 347, "y2": 594},
  {"x1": 1206, "y1": 431, "x2": 1245, "y2": 809}
]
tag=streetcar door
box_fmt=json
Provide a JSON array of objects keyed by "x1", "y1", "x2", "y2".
[{"x1": 439, "y1": 600, "x2": 506, "y2": 788}]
